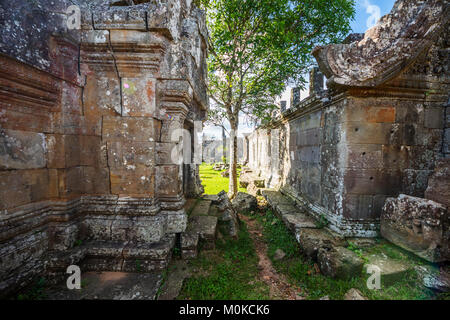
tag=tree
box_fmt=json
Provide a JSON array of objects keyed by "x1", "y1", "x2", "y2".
[{"x1": 203, "y1": 0, "x2": 355, "y2": 197}]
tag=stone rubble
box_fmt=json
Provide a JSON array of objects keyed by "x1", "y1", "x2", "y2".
[
  {"x1": 232, "y1": 192, "x2": 258, "y2": 213},
  {"x1": 381, "y1": 194, "x2": 449, "y2": 263}
]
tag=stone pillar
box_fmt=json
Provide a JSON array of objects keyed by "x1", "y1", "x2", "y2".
[
  {"x1": 309, "y1": 67, "x2": 324, "y2": 95},
  {"x1": 290, "y1": 87, "x2": 301, "y2": 108}
]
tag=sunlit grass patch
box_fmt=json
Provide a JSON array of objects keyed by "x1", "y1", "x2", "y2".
[{"x1": 199, "y1": 163, "x2": 246, "y2": 195}]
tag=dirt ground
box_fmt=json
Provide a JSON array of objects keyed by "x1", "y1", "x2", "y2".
[{"x1": 239, "y1": 214, "x2": 304, "y2": 300}]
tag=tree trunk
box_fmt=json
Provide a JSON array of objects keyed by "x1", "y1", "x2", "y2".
[
  {"x1": 222, "y1": 127, "x2": 227, "y2": 163},
  {"x1": 228, "y1": 125, "x2": 238, "y2": 198}
]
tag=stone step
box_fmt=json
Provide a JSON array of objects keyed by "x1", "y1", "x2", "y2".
[
  {"x1": 46, "y1": 235, "x2": 175, "y2": 279},
  {"x1": 262, "y1": 189, "x2": 317, "y2": 232},
  {"x1": 157, "y1": 260, "x2": 191, "y2": 300},
  {"x1": 181, "y1": 214, "x2": 218, "y2": 259},
  {"x1": 45, "y1": 271, "x2": 163, "y2": 300},
  {"x1": 190, "y1": 200, "x2": 212, "y2": 217}
]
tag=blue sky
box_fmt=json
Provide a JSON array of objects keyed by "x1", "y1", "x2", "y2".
[{"x1": 204, "y1": 0, "x2": 397, "y2": 139}]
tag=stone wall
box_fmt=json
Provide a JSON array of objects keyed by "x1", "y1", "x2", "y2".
[
  {"x1": 247, "y1": 0, "x2": 449, "y2": 237},
  {"x1": 202, "y1": 137, "x2": 244, "y2": 164},
  {"x1": 0, "y1": 0, "x2": 208, "y2": 297}
]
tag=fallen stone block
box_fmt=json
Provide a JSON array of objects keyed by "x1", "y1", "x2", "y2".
[
  {"x1": 297, "y1": 228, "x2": 339, "y2": 260},
  {"x1": 344, "y1": 288, "x2": 367, "y2": 300},
  {"x1": 232, "y1": 192, "x2": 257, "y2": 213},
  {"x1": 273, "y1": 248, "x2": 286, "y2": 261},
  {"x1": 317, "y1": 246, "x2": 364, "y2": 280},
  {"x1": 216, "y1": 191, "x2": 240, "y2": 238},
  {"x1": 187, "y1": 215, "x2": 218, "y2": 250},
  {"x1": 415, "y1": 265, "x2": 450, "y2": 292},
  {"x1": 381, "y1": 194, "x2": 449, "y2": 262},
  {"x1": 366, "y1": 253, "x2": 412, "y2": 286},
  {"x1": 202, "y1": 194, "x2": 219, "y2": 202}
]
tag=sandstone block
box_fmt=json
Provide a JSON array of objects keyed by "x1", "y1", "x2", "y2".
[
  {"x1": 155, "y1": 165, "x2": 181, "y2": 197},
  {"x1": 366, "y1": 253, "x2": 412, "y2": 287},
  {"x1": 344, "y1": 288, "x2": 367, "y2": 300},
  {"x1": 232, "y1": 192, "x2": 257, "y2": 213},
  {"x1": 381, "y1": 194, "x2": 449, "y2": 262},
  {"x1": 317, "y1": 246, "x2": 364, "y2": 280},
  {"x1": 122, "y1": 77, "x2": 156, "y2": 117},
  {"x1": 347, "y1": 144, "x2": 382, "y2": 169},
  {"x1": 62, "y1": 81, "x2": 82, "y2": 115},
  {"x1": 0, "y1": 129, "x2": 46, "y2": 169},
  {"x1": 110, "y1": 168, "x2": 155, "y2": 196},
  {"x1": 425, "y1": 159, "x2": 450, "y2": 208},
  {"x1": 102, "y1": 117, "x2": 161, "y2": 142},
  {"x1": 83, "y1": 72, "x2": 121, "y2": 121},
  {"x1": 298, "y1": 228, "x2": 337, "y2": 260},
  {"x1": 107, "y1": 141, "x2": 155, "y2": 169},
  {"x1": 45, "y1": 134, "x2": 65, "y2": 168},
  {"x1": 216, "y1": 191, "x2": 240, "y2": 238}
]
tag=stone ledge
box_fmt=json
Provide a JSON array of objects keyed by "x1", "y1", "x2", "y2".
[{"x1": 46, "y1": 234, "x2": 175, "y2": 277}]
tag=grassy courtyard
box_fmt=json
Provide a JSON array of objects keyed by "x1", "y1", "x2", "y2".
[
  {"x1": 199, "y1": 163, "x2": 247, "y2": 195},
  {"x1": 178, "y1": 206, "x2": 447, "y2": 300}
]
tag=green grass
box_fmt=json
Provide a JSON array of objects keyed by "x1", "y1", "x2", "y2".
[
  {"x1": 178, "y1": 222, "x2": 270, "y2": 300},
  {"x1": 246, "y1": 209, "x2": 439, "y2": 300},
  {"x1": 199, "y1": 163, "x2": 247, "y2": 195}
]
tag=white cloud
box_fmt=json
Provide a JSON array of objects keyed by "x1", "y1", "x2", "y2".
[{"x1": 362, "y1": 0, "x2": 381, "y2": 29}]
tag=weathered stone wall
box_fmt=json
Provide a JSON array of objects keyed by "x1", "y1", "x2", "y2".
[
  {"x1": 0, "y1": 0, "x2": 208, "y2": 297},
  {"x1": 247, "y1": 0, "x2": 449, "y2": 237},
  {"x1": 202, "y1": 137, "x2": 244, "y2": 164}
]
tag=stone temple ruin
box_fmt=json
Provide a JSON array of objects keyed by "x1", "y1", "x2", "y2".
[
  {"x1": 0, "y1": 0, "x2": 449, "y2": 299},
  {"x1": 0, "y1": 0, "x2": 207, "y2": 297},
  {"x1": 244, "y1": 1, "x2": 449, "y2": 260}
]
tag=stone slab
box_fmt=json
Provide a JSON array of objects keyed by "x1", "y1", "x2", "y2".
[
  {"x1": 190, "y1": 200, "x2": 212, "y2": 217},
  {"x1": 318, "y1": 246, "x2": 364, "y2": 280},
  {"x1": 158, "y1": 260, "x2": 191, "y2": 300},
  {"x1": 366, "y1": 253, "x2": 412, "y2": 286},
  {"x1": 297, "y1": 228, "x2": 339, "y2": 260},
  {"x1": 45, "y1": 272, "x2": 163, "y2": 300}
]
